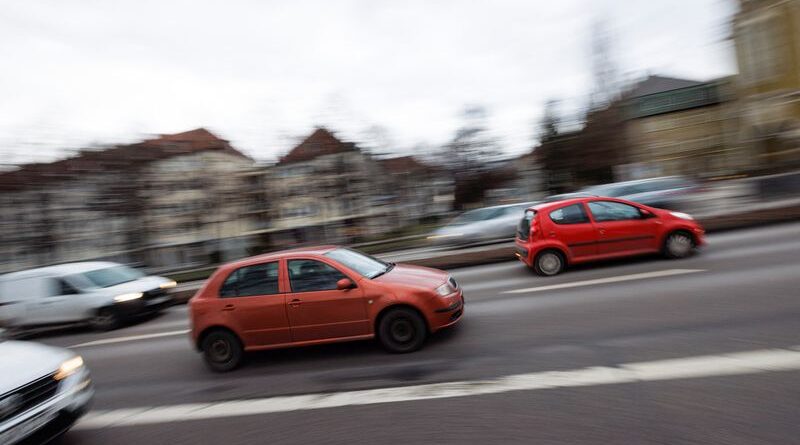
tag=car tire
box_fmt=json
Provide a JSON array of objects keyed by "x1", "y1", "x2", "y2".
[
  {"x1": 90, "y1": 308, "x2": 121, "y2": 331},
  {"x1": 663, "y1": 231, "x2": 694, "y2": 259},
  {"x1": 201, "y1": 330, "x2": 244, "y2": 372},
  {"x1": 378, "y1": 307, "x2": 427, "y2": 353},
  {"x1": 533, "y1": 249, "x2": 565, "y2": 276}
]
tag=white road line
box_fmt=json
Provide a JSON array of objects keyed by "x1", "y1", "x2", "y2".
[
  {"x1": 502, "y1": 269, "x2": 706, "y2": 294},
  {"x1": 75, "y1": 346, "x2": 800, "y2": 430},
  {"x1": 69, "y1": 329, "x2": 190, "y2": 348}
]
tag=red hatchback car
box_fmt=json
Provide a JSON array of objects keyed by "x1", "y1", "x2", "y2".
[
  {"x1": 189, "y1": 246, "x2": 464, "y2": 371},
  {"x1": 515, "y1": 197, "x2": 705, "y2": 276}
]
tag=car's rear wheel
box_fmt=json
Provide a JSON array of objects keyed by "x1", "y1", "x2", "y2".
[
  {"x1": 201, "y1": 330, "x2": 243, "y2": 372},
  {"x1": 90, "y1": 308, "x2": 121, "y2": 331},
  {"x1": 664, "y1": 231, "x2": 694, "y2": 259},
  {"x1": 378, "y1": 307, "x2": 427, "y2": 353},
  {"x1": 534, "y1": 249, "x2": 565, "y2": 276}
]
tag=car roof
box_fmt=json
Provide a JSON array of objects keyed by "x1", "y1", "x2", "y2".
[
  {"x1": 221, "y1": 245, "x2": 340, "y2": 268},
  {"x1": 0, "y1": 261, "x2": 123, "y2": 280},
  {"x1": 583, "y1": 176, "x2": 687, "y2": 190},
  {"x1": 463, "y1": 201, "x2": 539, "y2": 211}
]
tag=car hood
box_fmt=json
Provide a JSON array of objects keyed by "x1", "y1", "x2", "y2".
[
  {"x1": 373, "y1": 263, "x2": 448, "y2": 289},
  {"x1": 95, "y1": 275, "x2": 171, "y2": 294},
  {"x1": 0, "y1": 340, "x2": 75, "y2": 392}
]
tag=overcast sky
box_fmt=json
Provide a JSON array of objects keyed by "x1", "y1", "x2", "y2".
[{"x1": 0, "y1": 0, "x2": 737, "y2": 165}]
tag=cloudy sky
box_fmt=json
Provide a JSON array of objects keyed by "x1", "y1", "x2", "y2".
[{"x1": 0, "y1": 0, "x2": 736, "y2": 165}]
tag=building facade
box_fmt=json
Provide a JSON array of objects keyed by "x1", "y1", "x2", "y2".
[
  {"x1": 733, "y1": 0, "x2": 800, "y2": 173},
  {"x1": 623, "y1": 75, "x2": 742, "y2": 180},
  {"x1": 0, "y1": 128, "x2": 256, "y2": 273}
]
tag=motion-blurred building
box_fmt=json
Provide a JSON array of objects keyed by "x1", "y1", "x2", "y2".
[
  {"x1": 733, "y1": 0, "x2": 800, "y2": 173},
  {"x1": 0, "y1": 129, "x2": 256, "y2": 273},
  {"x1": 622, "y1": 75, "x2": 742, "y2": 179},
  {"x1": 266, "y1": 128, "x2": 453, "y2": 245},
  {"x1": 377, "y1": 155, "x2": 454, "y2": 221}
]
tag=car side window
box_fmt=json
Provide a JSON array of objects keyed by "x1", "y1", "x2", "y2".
[
  {"x1": 549, "y1": 203, "x2": 589, "y2": 225},
  {"x1": 588, "y1": 201, "x2": 643, "y2": 222},
  {"x1": 57, "y1": 279, "x2": 80, "y2": 295},
  {"x1": 220, "y1": 262, "x2": 280, "y2": 298},
  {"x1": 288, "y1": 259, "x2": 348, "y2": 293}
]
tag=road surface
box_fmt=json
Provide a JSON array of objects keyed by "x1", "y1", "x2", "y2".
[{"x1": 34, "y1": 222, "x2": 800, "y2": 444}]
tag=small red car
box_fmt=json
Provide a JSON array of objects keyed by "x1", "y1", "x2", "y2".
[
  {"x1": 189, "y1": 247, "x2": 463, "y2": 371},
  {"x1": 515, "y1": 197, "x2": 705, "y2": 276}
]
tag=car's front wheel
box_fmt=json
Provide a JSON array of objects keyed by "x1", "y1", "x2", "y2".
[
  {"x1": 201, "y1": 330, "x2": 244, "y2": 372},
  {"x1": 663, "y1": 231, "x2": 694, "y2": 259},
  {"x1": 90, "y1": 308, "x2": 121, "y2": 331},
  {"x1": 378, "y1": 307, "x2": 427, "y2": 353},
  {"x1": 533, "y1": 249, "x2": 565, "y2": 276}
]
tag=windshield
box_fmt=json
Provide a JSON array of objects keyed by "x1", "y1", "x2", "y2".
[
  {"x1": 324, "y1": 248, "x2": 391, "y2": 279},
  {"x1": 450, "y1": 207, "x2": 504, "y2": 225},
  {"x1": 81, "y1": 265, "x2": 145, "y2": 288}
]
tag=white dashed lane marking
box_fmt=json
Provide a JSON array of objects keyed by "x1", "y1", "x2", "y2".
[
  {"x1": 502, "y1": 269, "x2": 706, "y2": 294},
  {"x1": 75, "y1": 345, "x2": 800, "y2": 430},
  {"x1": 69, "y1": 329, "x2": 190, "y2": 348}
]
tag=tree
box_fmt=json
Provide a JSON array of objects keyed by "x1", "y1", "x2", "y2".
[
  {"x1": 435, "y1": 105, "x2": 502, "y2": 173},
  {"x1": 589, "y1": 19, "x2": 621, "y2": 110}
]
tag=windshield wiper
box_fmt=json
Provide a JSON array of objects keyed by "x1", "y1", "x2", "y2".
[{"x1": 370, "y1": 262, "x2": 395, "y2": 279}]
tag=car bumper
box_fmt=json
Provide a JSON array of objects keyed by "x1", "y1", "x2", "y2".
[
  {"x1": 0, "y1": 368, "x2": 93, "y2": 445},
  {"x1": 514, "y1": 241, "x2": 532, "y2": 266},
  {"x1": 428, "y1": 291, "x2": 464, "y2": 332},
  {"x1": 114, "y1": 295, "x2": 173, "y2": 319},
  {"x1": 692, "y1": 226, "x2": 706, "y2": 246}
]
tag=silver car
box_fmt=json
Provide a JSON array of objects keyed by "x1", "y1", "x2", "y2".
[
  {"x1": 427, "y1": 202, "x2": 539, "y2": 246},
  {"x1": 0, "y1": 337, "x2": 93, "y2": 444},
  {"x1": 0, "y1": 261, "x2": 176, "y2": 331}
]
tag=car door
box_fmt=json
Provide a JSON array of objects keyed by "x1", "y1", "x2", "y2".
[
  {"x1": 546, "y1": 203, "x2": 597, "y2": 259},
  {"x1": 218, "y1": 261, "x2": 292, "y2": 347},
  {"x1": 587, "y1": 200, "x2": 659, "y2": 255},
  {"x1": 285, "y1": 258, "x2": 369, "y2": 342},
  {"x1": 34, "y1": 277, "x2": 87, "y2": 323}
]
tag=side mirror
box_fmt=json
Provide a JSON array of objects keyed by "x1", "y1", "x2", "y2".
[
  {"x1": 337, "y1": 278, "x2": 356, "y2": 290},
  {"x1": 640, "y1": 209, "x2": 656, "y2": 219}
]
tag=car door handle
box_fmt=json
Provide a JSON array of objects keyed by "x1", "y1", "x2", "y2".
[
  {"x1": 222, "y1": 304, "x2": 235, "y2": 311},
  {"x1": 289, "y1": 299, "x2": 302, "y2": 307}
]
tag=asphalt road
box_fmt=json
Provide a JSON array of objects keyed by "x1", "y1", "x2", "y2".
[{"x1": 36, "y1": 222, "x2": 800, "y2": 444}]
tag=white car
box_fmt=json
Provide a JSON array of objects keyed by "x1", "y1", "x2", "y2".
[
  {"x1": 0, "y1": 337, "x2": 93, "y2": 444},
  {"x1": 0, "y1": 261, "x2": 176, "y2": 331}
]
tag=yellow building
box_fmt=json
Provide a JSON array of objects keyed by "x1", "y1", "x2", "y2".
[
  {"x1": 734, "y1": 0, "x2": 800, "y2": 172},
  {"x1": 623, "y1": 75, "x2": 741, "y2": 179}
]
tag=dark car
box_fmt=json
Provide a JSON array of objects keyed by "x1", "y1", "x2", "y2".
[{"x1": 579, "y1": 176, "x2": 702, "y2": 210}]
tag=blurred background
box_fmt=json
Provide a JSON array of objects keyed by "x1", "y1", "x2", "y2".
[{"x1": 1, "y1": 0, "x2": 799, "y2": 276}]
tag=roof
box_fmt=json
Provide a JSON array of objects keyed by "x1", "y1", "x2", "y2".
[
  {"x1": 626, "y1": 75, "x2": 704, "y2": 98},
  {"x1": 378, "y1": 156, "x2": 437, "y2": 174},
  {"x1": 0, "y1": 261, "x2": 122, "y2": 279},
  {"x1": 277, "y1": 128, "x2": 358, "y2": 165},
  {"x1": 220, "y1": 245, "x2": 340, "y2": 269},
  {"x1": 0, "y1": 128, "x2": 250, "y2": 191},
  {"x1": 531, "y1": 197, "x2": 593, "y2": 211}
]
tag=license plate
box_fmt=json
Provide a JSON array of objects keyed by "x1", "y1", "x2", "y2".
[{"x1": 2, "y1": 409, "x2": 57, "y2": 444}]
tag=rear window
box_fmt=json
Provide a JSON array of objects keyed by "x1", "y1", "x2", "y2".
[{"x1": 517, "y1": 210, "x2": 535, "y2": 240}]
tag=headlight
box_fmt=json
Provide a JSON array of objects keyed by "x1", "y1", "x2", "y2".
[
  {"x1": 670, "y1": 211, "x2": 694, "y2": 220},
  {"x1": 159, "y1": 280, "x2": 177, "y2": 289},
  {"x1": 55, "y1": 356, "x2": 84, "y2": 381},
  {"x1": 435, "y1": 281, "x2": 457, "y2": 296},
  {"x1": 114, "y1": 292, "x2": 143, "y2": 303}
]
